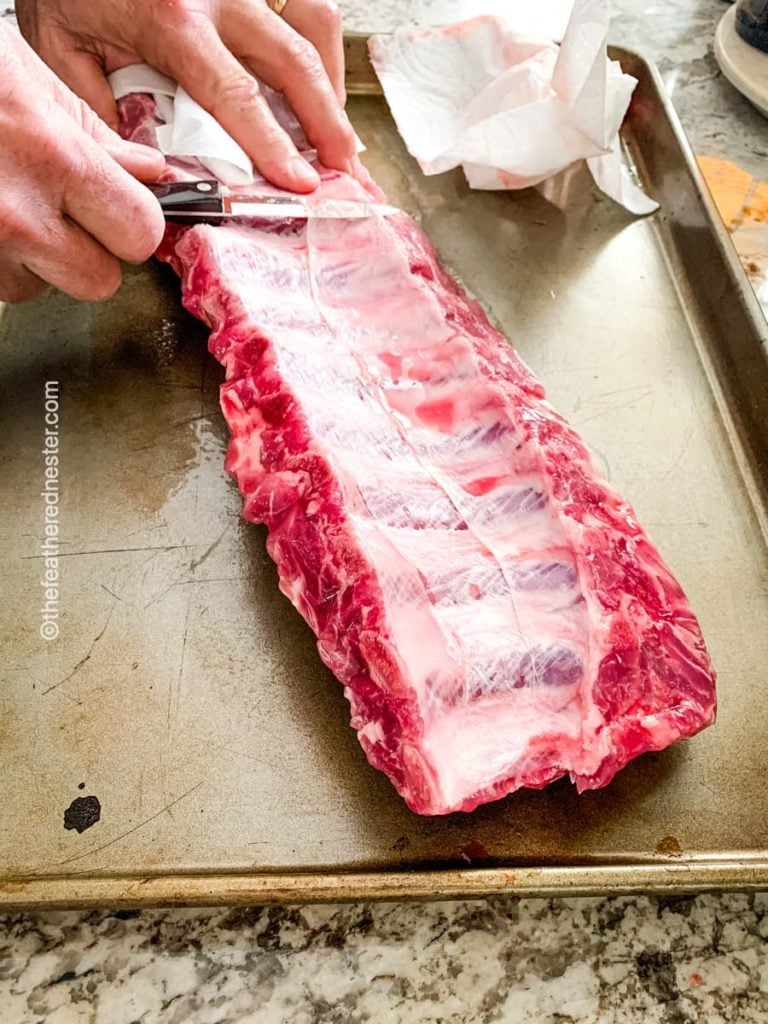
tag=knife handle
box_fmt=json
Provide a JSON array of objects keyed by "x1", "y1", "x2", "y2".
[{"x1": 146, "y1": 179, "x2": 224, "y2": 216}]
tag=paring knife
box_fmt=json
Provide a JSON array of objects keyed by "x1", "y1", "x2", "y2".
[{"x1": 147, "y1": 179, "x2": 398, "y2": 221}]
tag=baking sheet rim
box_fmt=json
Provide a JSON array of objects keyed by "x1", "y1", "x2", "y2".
[{"x1": 4, "y1": 861, "x2": 768, "y2": 909}]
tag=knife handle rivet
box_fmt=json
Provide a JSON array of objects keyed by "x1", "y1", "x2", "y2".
[{"x1": 195, "y1": 182, "x2": 214, "y2": 193}]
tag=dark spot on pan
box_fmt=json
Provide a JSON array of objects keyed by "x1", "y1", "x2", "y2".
[
  {"x1": 78, "y1": 782, "x2": 85, "y2": 790},
  {"x1": 64, "y1": 795, "x2": 101, "y2": 833},
  {"x1": 460, "y1": 840, "x2": 489, "y2": 863},
  {"x1": 656, "y1": 835, "x2": 683, "y2": 857},
  {"x1": 391, "y1": 835, "x2": 410, "y2": 853}
]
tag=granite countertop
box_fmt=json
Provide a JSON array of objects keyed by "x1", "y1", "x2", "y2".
[{"x1": 3, "y1": 2, "x2": 768, "y2": 1022}]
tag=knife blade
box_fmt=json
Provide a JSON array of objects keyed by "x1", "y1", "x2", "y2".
[{"x1": 147, "y1": 179, "x2": 399, "y2": 221}]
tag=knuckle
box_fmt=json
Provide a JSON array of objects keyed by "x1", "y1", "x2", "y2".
[
  {"x1": 158, "y1": 0, "x2": 194, "y2": 28},
  {"x1": 213, "y1": 72, "x2": 261, "y2": 112},
  {"x1": 286, "y1": 36, "x2": 324, "y2": 80},
  {"x1": 254, "y1": 154, "x2": 290, "y2": 180},
  {"x1": 256, "y1": 119, "x2": 292, "y2": 149},
  {"x1": 317, "y1": 0, "x2": 343, "y2": 31},
  {"x1": 43, "y1": 134, "x2": 87, "y2": 188}
]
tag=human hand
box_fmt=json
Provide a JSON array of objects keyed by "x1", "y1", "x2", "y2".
[
  {"x1": 17, "y1": 0, "x2": 357, "y2": 193},
  {"x1": 0, "y1": 22, "x2": 165, "y2": 303}
]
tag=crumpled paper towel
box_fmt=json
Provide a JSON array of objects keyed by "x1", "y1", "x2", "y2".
[
  {"x1": 369, "y1": 0, "x2": 657, "y2": 214},
  {"x1": 110, "y1": 64, "x2": 255, "y2": 186}
]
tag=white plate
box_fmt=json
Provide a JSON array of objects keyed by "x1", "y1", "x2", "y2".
[{"x1": 715, "y1": 4, "x2": 768, "y2": 117}]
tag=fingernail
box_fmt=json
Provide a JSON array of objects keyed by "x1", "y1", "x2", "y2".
[{"x1": 291, "y1": 157, "x2": 320, "y2": 188}]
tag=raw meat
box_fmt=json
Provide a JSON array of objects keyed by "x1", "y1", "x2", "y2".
[{"x1": 120, "y1": 96, "x2": 716, "y2": 816}]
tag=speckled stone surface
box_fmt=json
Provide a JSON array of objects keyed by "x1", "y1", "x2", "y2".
[
  {"x1": 2, "y1": 2, "x2": 768, "y2": 1023},
  {"x1": 4, "y1": 895, "x2": 768, "y2": 1023}
]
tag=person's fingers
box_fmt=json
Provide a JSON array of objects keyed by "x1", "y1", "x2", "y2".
[
  {"x1": 13, "y1": 0, "x2": 41, "y2": 49},
  {"x1": 222, "y1": 3, "x2": 355, "y2": 173},
  {"x1": 46, "y1": 45, "x2": 121, "y2": 130},
  {"x1": 62, "y1": 135, "x2": 165, "y2": 264},
  {"x1": 0, "y1": 261, "x2": 47, "y2": 304},
  {"x1": 163, "y1": 21, "x2": 320, "y2": 192},
  {"x1": 349, "y1": 154, "x2": 381, "y2": 195},
  {"x1": 100, "y1": 137, "x2": 167, "y2": 181},
  {"x1": 22, "y1": 217, "x2": 123, "y2": 302},
  {"x1": 281, "y1": 0, "x2": 346, "y2": 103},
  {"x1": 50, "y1": 66, "x2": 166, "y2": 180},
  {"x1": 27, "y1": 39, "x2": 167, "y2": 182},
  {"x1": 51, "y1": 93, "x2": 165, "y2": 262},
  {"x1": 20, "y1": 20, "x2": 121, "y2": 134},
  {"x1": 87, "y1": 114, "x2": 167, "y2": 181}
]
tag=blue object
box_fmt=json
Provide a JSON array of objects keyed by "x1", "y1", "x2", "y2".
[{"x1": 735, "y1": 0, "x2": 768, "y2": 52}]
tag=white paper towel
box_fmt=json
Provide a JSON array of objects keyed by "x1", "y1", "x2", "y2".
[
  {"x1": 369, "y1": 0, "x2": 657, "y2": 215},
  {"x1": 110, "y1": 64, "x2": 255, "y2": 186}
]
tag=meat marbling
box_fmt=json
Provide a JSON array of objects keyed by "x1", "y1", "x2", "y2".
[{"x1": 120, "y1": 93, "x2": 716, "y2": 815}]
